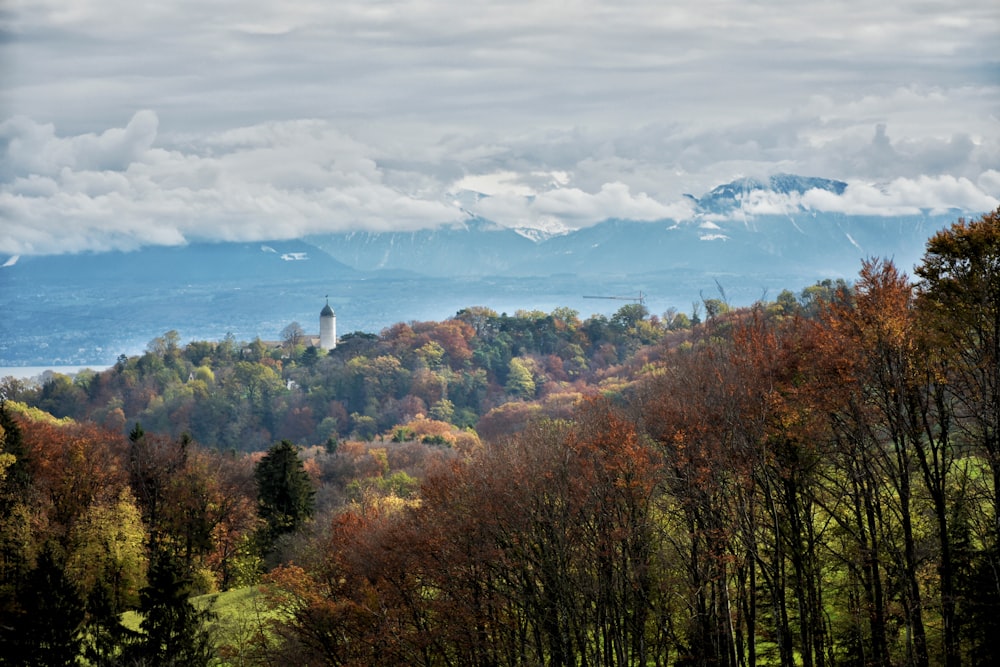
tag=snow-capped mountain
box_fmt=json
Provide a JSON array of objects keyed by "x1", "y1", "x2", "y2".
[
  {"x1": 304, "y1": 174, "x2": 957, "y2": 278},
  {"x1": 690, "y1": 174, "x2": 848, "y2": 215}
]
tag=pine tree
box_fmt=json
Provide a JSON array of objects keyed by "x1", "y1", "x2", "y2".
[
  {"x1": 128, "y1": 549, "x2": 214, "y2": 667},
  {"x1": 5, "y1": 544, "x2": 86, "y2": 667},
  {"x1": 254, "y1": 440, "x2": 315, "y2": 547},
  {"x1": 82, "y1": 582, "x2": 141, "y2": 667}
]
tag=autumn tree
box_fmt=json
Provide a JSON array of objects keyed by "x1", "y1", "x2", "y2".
[
  {"x1": 504, "y1": 357, "x2": 536, "y2": 398},
  {"x1": 817, "y1": 260, "x2": 933, "y2": 667},
  {"x1": 640, "y1": 329, "x2": 753, "y2": 667},
  {"x1": 916, "y1": 209, "x2": 1000, "y2": 534},
  {"x1": 0, "y1": 404, "x2": 34, "y2": 646},
  {"x1": 282, "y1": 321, "x2": 305, "y2": 350},
  {"x1": 127, "y1": 424, "x2": 184, "y2": 550},
  {"x1": 67, "y1": 488, "x2": 147, "y2": 613},
  {"x1": 915, "y1": 207, "x2": 1000, "y2": 664}
]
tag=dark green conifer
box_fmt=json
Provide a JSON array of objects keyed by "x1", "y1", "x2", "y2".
[
  {"x1": 4, "y1": 543, "x2": 86, "y2": 667},
  {"x1": 255, "y1": 439, "x2": 315, "y2": 546},
  {"x1": 129, "y1": 549, "x2": 214, "y2": 667},
  {"x1": 82, "y1": 582, "x2": 140, "y2": 667}
]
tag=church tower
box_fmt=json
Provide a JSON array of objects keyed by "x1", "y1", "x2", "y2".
[{"x1": 319, "y1": 297, "x2": 337, "y2": 351}]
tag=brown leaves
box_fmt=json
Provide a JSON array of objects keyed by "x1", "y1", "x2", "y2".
[{"x1": 261, "y1": 399, "x2": 665, "y2": 665}]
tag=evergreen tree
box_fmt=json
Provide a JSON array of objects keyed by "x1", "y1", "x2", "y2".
[
  {"x1": 128, "y1": 549, "x2": 213, "y2": 667},
  {"x1": 4, "y1": 543, "x2": 86, "y2": 667},
  {"x1": 82, "y1": 582, "x2": 140, "y2": 667},
  {"x1": 254, "y1": 440, "x2": 315, "y2": 547}
]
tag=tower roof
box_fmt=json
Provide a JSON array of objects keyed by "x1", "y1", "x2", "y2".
[{"x1": 321, "y1": 297, "x2": 335, "y2": 317}]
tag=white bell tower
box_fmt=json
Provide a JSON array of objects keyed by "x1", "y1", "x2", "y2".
[{"x1": 319, "y1": 296, "x2": 336, "y2": 350}]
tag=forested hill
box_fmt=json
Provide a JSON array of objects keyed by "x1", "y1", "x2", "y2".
[
  {"x1": 1, "y1": 209, "x2": 999, "y2": 666},
  {"x1": 3, "y1": 298, "x2": 701, "y2": 451}
]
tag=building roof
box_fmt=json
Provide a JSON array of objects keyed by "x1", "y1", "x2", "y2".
[{"x1": 321, "y1": 297, "x2": 335, "y2": 317}]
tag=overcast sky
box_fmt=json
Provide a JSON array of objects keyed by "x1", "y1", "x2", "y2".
[{"x1": 1, "y1": 0, "x2": 998, "y2": 256}]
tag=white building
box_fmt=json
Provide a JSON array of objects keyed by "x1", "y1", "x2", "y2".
[{"x1": 319, "y1": 298, "x2": 337, "y2": 351}]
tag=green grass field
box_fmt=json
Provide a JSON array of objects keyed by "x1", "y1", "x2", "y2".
[{"x1": 119, "y1": 586, "x2": 276, "y2": 665}]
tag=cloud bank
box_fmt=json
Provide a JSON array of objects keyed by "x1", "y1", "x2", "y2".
[
  {"x1": 1, "y1": 0, "x2": 998, "y2": 255},
  {"x1": 1, "y1": 110, "x2": 998, "y2": 256}
]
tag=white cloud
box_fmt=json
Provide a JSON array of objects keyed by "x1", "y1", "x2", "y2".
[
  {"x1": 979, "y1": 170, "x2": 1000, "y2": 194},
  {"x1": 1, "y1": 110, "x2": 158, "y2": 177},
  {"x1": 0, "y1": 112, "x2": 469, "y2": 254},
  {"x1": 2, "y1": 108, "x2": 999, "y2": 256},
  {"x1": 2, "y1": 0, "x2": 998, "y2": 255},
  {"x1": 453, "y1": 171, "x2": 538, "y2": 198},
  {"x1": 802, "y1": 176, "x2": 999, "y2": 216}
]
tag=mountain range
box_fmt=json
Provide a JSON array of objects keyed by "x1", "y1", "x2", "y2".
[
  {"x1": 306, "y1": 175, "x2": 948, "y2": 277},
  {"x1": 0, "y1": 174, "x2": 970, "y2": 366}
]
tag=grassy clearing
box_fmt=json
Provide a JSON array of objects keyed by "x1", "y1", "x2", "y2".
[
  {"x1": 199, "y1": 586, "x2": 284, "y2": 664},
  {"x1": 118, "y1": 586, "x2": 279, "y2": 665}
]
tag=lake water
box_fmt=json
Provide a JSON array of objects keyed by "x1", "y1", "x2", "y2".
[
  {"x1": 0, "y1": 365, "x2": 110, "y2": 381},
  {"x1": 1, "y1": 270, "x2": 798, "y2": 366}
]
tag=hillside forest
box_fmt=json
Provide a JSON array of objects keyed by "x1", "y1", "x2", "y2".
[{"x1": 1, "y1": 209, "x2": 999, "y2": 666}]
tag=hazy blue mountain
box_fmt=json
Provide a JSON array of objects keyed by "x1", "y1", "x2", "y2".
[
  {"x1": 304, "y1": 174, "x2": 954, "y2": 278},
  {"x1": 0, "y1": 241, "x2": 358, "y2": 366},
  {"x1": 3, "y1": 240, "x2": 356, "y2": 287},
  {"x1": 307, "y1": 218, "x2": 538, "y2": 276}
]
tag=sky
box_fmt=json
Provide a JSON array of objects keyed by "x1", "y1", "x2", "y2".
[{"x1": 1, "y1": 0, "x2": 999, "y2": 256}]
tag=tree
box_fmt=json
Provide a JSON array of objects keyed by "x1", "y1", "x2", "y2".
[
  {"x1": 255, "y1": 440, "x2": 315, "y2": 549},
  {"x1": 455, "y1": 306, "x2": 500, "y2": 339},
  {"x1": 772, "y1": 289, "x2": 800, "y2": 317},
  {"x1": 820, "y1": 259, "x2": 932, "y2": 667},
  {"x1": 612, "y1": 303, "x2": 649, "y2": 330},
  {"x1": 505, "y1": 357, "x2": 536, "y2": 398},
  {"x1": 5, "y1": 543, "x2": 86, "y2": 667},
  {"x1": 429, "y1": 398, "x2": 455, "y2": 424},
  {"x1": 67, "y1": 489, "x2": 147, "y2": 613},
  {"x1": 127, "y1": 424, "x2": 182, "y2": 550},
  {"x1": 0, "y1": 405, "x2": 33, "y2": 643},
  {"x1": 129, "y1": 549, "x2": 214, "y2": 667},
  {"x1": 83, "y1": 581, "x2": 141, "y2": 667},
  {"x1": 915, "y1": 207, "x2": 1000, "y2": 664},
  {"x1": 916, "y1": 209, "x2": 1000, "y2": 528},
  {"x1": 36, "y1": 373, "x2": 86, "y2": 419},
  {"x1": 282, "y1": 321, "x2": 305, "y2": 350},
  {"x1": 147, "y1": 330, "x2": 181, "y2": 357},
  {"x1": 702, "y1": 298, "x2": 730, "y2": 320}
]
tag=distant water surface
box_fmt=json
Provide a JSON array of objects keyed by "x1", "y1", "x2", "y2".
[
  {"x1": 0, "y1": 365, "x2": 109, "y2": 380},
  {"x1": 1, "y1": 272, "x2": 798, "y2": 366}
]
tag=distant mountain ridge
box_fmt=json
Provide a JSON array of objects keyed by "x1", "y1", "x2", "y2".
[
  {"x1": 307, "y1": 174, "x2": 957, "y2": 278},
  {"x1": 689, "y1": 174, "x2": 848, "y2": 214},
  {"x1": 0, "y1": 174, "x2": 967, "y2": 283},
  {"x1": 1, "y1": 239, "x2": 357, "y2": 286}
]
